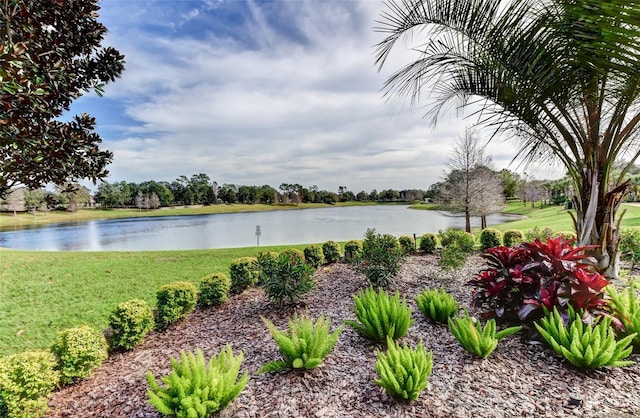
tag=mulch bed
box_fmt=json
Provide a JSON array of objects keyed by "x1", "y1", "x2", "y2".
[{"x1": 46, "y1": 255, "x2": 640, "y2": 417}]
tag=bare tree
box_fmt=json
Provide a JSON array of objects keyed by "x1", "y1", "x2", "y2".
[
  {"x1": 438, "y1": 128, "x2": 496, "y2": 232},
  {"x1": 469, "y1": 166, "x2": 505, "y2": 229}
]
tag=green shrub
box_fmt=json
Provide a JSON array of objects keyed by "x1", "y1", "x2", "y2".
[
  {"x1": 156, "y1": 281, "x2": 198, "y2": 330},
  {"x1": 608, "y1": 282, "x2": 640, "y2": 350},
  {"x1": 261, "y1": 251, "x2": 315, "y2": 306},
  {"x1": 303, "y1": 245, "x2": 324, "y2": 269},
  {"x1": 438, "y1": 228, "x2": 475, "y2": 252},
  {"x1": 418, "y1": 233, "x2": 437, "y2": 253},
  {"x1": 322, "y1": 241, "x2": 341, "y2": 264},
  {"x1": 147, "y1": 346, "x2": 248, "y2": 417},
  {"x1": 258, "y1": 313, "x2": 343, "y2": 374},
  {"x1": 375, "y1": 337, "x2": 432, "y2": 401},
  {"x1": 344, "y1": 240, "x2": 363, "y2": 262},
  {"x1": 479, "y1": 228, "x2": 502, "y2": 250},
  {"x1": 619, "y1": 229, "x2": 640, "y2": 269},
  {"x1": 50, "y1": 326, "x2": 108, "y2": 385},
  {"x1": 281, "y1": 248, "x2": 305, "y2": 263},
  {"x1": 108, "y1": 299, "x2": 155, "y2": 351},
  {"x1": 503, "y1": 229, "x2": 525, "y2": 247},
  {"x1": 415, "y1": 288, "x2": 459, "y2": 323},
  {"x1": 345, "y1": 287, "x2": 414, "y2": 342},
  {"x1": 535, "y1": 306, "x2": 635, "y2": 368},
  {"x1": 359, "y1": 228, "x2": 405, "y2": 287},
  {"x1": 552, "y1": 230, "x2": 577, "y2": 242},
  {"x1": 198, "y1": 273, "x2": 231, "y2": 308},
  {"x1": 257, "y1": 251, "x2": 279, "y2": 285},
  {"x1": 448, "y1": 311, "x2": 522, "y2": 359},
  {"x1": 0, "y1": 350, "x2": 60, "y2": 418},
  {"x1": 524, "y1": 226, "x2": 552, "y2": 242},
  {"x1": 438, "y1": 245, "x2": 467, "y2": 272},
  {"x1": 229, "y1": 257, "x2": 259, "y2": 294},
  {"x1": 398, "y1": 235, "x2": 416, "y2": 254}
]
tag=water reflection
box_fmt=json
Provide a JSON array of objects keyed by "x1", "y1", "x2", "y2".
[{"x1": 0, "y1": 206, "x2": 519, "y2": 251}]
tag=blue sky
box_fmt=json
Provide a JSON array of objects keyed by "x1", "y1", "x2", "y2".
[{"x1": 70, "y1": 0, "x2": 563, "y2": 192}]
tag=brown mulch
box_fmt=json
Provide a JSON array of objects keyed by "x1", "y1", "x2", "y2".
[{"x1": 46, "y1": 255, "x2": 640, "y2": 418}]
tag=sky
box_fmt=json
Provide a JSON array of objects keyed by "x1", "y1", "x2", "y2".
[{"x1": 68, "y1": 0, "x2": 565, "y2": 193}]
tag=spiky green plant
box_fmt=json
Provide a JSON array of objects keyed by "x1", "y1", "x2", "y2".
[
  {"x1": 607, "y1": 282, "x2": 640, "y2": 350},
  {"x1": 146, "y1": 346, "x2": 248, "y2": 417},
  {"x1": 257, "y1": 313, "x2": 343, "y2": 374},
  {"x1": 375, "y1": 337, "x2": 433, "y2": 401},
  {"x1": 415, "y1": 288, "x2": 459, "y2": 323},
  {"x1": 448, "y1": 311, "x2": 522, "y2": 359},
  {"x1": 535, "y1": 306, "x2": 636, "y2": 368},
  {"x1": 345, "y1": 287, "x2": 414, "y2": 342}
]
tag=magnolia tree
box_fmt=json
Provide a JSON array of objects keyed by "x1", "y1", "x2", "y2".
[
  {"x1": 0, "y1": 0, "x2": 124, "y2": 197},
  {"x1": 375, "y1": 0, "x2": 640, "y2": 277}
]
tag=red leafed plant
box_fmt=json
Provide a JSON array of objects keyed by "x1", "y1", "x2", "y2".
[{"x1": 468, "y1": 236, "x2": 610, "y2": 323}]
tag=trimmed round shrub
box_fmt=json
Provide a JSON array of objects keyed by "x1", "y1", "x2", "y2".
[
  {"x1": 156, "y1": 281, "x2": 198, "y2": 330},
  {"x1": 419, "y1": 233, "x2": 437, "y2": 253},
  {"x1": 480, "y1": 228, "x2": 502, "y2": 250},
  {"x1": 229, "y1": 257, "x2": 259, "y2": 294},
  {"x1": 398, "y1": 235, "x2": 416, "y2": 254},
  {"x1": 552, "y1": 230, "x2": 577, "y2": 242},
  {"x1": 303, "y1": 245, "x2": 324, "y2": 269},
  {"x1": 344, "y1": 240, "x2": 363, "y2": 263},
  {"x1": 50, "y1": 326, "x2": 108, "y2": 385},
  {"x1": 108, "y1": 299, "x2": 155, "y2": 351},
  {"x1": 322, "y1": 240, "x2": 341, "y2": 264},
  {"x1": 281, "y1": 248, "x2": 305, "y2": 263},
  {"x1": 0, "y1": 350, "x2": 60, "y2": 418},
  {"x1": 439, "y1": 228, "x2": 475, "y2": 252},
  {"x1": 198, "y1": 273, "x2": 231, "y2": 308},
  {"x1": 503, "y1": 229, "x2": 525, "y2": 247},
  {"x1": 257, "y1": 251, "x2": 279, "y2": 285}
]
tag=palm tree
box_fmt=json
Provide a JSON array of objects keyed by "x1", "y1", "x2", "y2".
[{"x1": 375, "y1": 0, "x2": 640, "y2": 276}]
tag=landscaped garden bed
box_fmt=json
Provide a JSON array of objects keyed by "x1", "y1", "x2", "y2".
[{"x1": 44, "y1": 255, "x2": 640, "y2": 417}]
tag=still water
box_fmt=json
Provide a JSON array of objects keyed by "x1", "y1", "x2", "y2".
[{"x1": 0, "y1": 206, "x2": 518, "y2": 251}]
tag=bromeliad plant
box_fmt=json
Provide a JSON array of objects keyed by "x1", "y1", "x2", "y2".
[
  {"x1": 346, "y1": 287, "x2": 414, "y2": 343},
  {"x1": 146, "y1": 346, "x2": 249, "y2": 417},
  {"x1": 534, "y1": 306, "x2": 635, "y2": 368},
  {"x1": 375, "y1": 337, "x2": 433, "y2": 401},
  {"x1": 448, "y1": 311, "x2": 522, "y2": 359},
  {"x1": 257, "y1": 313, "x2": 343, "y2": 374},
  {"x1": 415, "y1": 288, "x2": 459, "y2": 323},
  {"x1": 468, "y1": 237, "x2": 610, "y2": 323}
]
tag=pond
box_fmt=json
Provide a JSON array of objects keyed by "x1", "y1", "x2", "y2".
[{"x1": 0, "y1": 206, "x2": 519, "y2": 251}]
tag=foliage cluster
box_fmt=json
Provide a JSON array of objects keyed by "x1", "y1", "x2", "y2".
[
  {"x1": 257, "y1": 251, "x2": 279, "y2": 285},
  {"x1": 479, "y1": 228, "x2": 502, "y2": 250},
  {"x1": 303, "y1": 245, "x2": 324, "y2": 269},
  {"x1": 608, "y1": 282, "x2": 640, "y2": 349},
  {"x1": 322, "y1": 241, "x2": 341, "y2": 264},
  {"x1": 468, "y1": 237, "x2": 610, "y2": 323},
  {"x1": 229, "y1": 257, "x2": 259, "y2": 294},
  {"x1": 50, "y1": 326, "x2": 108, "y2": 385},
  {"x1": 344, "y1": 240, "x2": 363, "y2": 262},
  {"x1": 438, "y1": 229, "x2": 475, "y2": 272},
  {"x1": 503, "y1": 229, "x2": 525, "y2": 248},
  {"x1": 398, "y1": 235, "x2": 416, "y2": 254},
  {"x1": 375, "y1": 337, "x2": 432, "y2": 401},
  {"x1": 108, "y1": 299, "x2": 155, "y2": 351},
  {"x1": 147, "y1": 346, "x2": 249, "y2": 417},
  {"x1": 524, "y1": 227, "x2": 553, "y2": 243},
  {"x1": 418, "y1": 233, "x2": 437, "y2": 254},
  {"x1": 258, "y1": 314, "x2": 343, "y2": 373},
  {"x1": 359, "y1": 228, "x2": 405, "y2": 287},
  {"x1": 448, "y1": 311, "x2": 521, "y2": 359},
  {"x1": 259, "y1": 252, "x2": 315, "y2": 306},
  {"x1": 0, "y1": 350, "x2": 60, "y2": 418},
  {"x1": 415, "y1": 288, "x2": 459, "y2": 323},
  {"x1": 345, "y1": 287, "x2": 414, "y2": 343},
  {"x1": 198, "y1": 273, "x2": 231, "y2": 308},
  {"x1": 619, "y1": 229, "x2": 640, "y2": 270},
  {"x1": 535, "y1": 307, "x2": 635, "y2": 368},
  {"x1": 156, "y1": 281, "x2": 198, "y2": 330}
]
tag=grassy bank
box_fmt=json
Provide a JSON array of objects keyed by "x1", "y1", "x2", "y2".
[{"x1": 0, "y1": 243, "x2": 310, "y2": 356}]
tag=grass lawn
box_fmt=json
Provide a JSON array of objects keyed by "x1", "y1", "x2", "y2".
[{"x1": 0, "y1": 243, "x2": 311, "y2": 356}]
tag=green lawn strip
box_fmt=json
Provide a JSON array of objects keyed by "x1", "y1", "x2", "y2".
[{"x1": 0, "y1": 244, "x2": 312, "y2": 356}]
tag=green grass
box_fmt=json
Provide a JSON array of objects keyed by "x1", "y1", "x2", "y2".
[{"x1": 0, "y1": 243, "x2": 312, "y2": 356}]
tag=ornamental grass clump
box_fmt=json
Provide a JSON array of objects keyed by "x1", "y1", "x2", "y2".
[
  {"x1": 257, "y1": 313, "x2": 343, "y2": 374},
  {"x1": 146, "y1": 346, "x2": 248, "y2": 417},
  {"x1": 345, "y1": 287, "x2": 414, "y2": 342},
  {"x1": 534, "y1": 306, "x2": 635, "y2": 368},
  {"x1": 50, "y1": 325, "x2": 108, "y2": 385},
  {"x1": 607, "y1": 282, "x2": 640, "y2": 349},
  {"x1": 415, "y1": 288, "x2": 459, "y2": 323},
  {"x1": 448, "y1": 311, "x2": 522, "y2": 359},
  {"x1": 375, "y1": 337, "x2": 433, "y2": 401}
]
